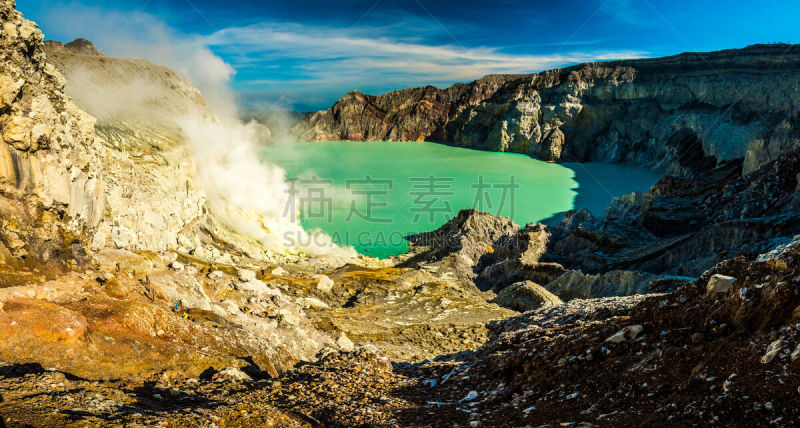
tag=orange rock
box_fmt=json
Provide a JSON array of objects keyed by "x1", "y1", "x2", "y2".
[{"x1": 1, "y1": 297, "x2": 88, "y2": 342}]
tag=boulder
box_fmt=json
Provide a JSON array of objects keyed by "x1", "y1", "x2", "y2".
[
  {"x1": 336, "y1": 333, "x2": 355, "y2": 352},
  {"x1": 490, "y1": 281, "x2": 563, "y2": 312},
  {"x1": 761, "y1": 339, "x2": 783, "y2": 364},
  {"x1": 213, "y1": 367, "x2": 252, "y2": 382},
  {"x1": 237, "y1": 269, "x2": 257, "y2": 282},
  {"x1": 706, "y1": 274, "x2": 736, "y2": 296},
  {"x1": 316, "y1": 275, "x2": 334, "y2": 292},
  {"x1": 605, "y1": 325, "x2": 644, "y2": 343}
]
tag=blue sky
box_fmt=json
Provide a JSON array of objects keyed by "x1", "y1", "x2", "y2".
[{"x1": 20, "y1": 0, "x2": 800, "y2": 111}]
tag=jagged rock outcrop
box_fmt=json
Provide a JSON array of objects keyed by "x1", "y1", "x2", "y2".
[
  {"x1": 42, "y1": 39, "x2": 215, "y2": 255},
  {"x1": 401, "y1": 209, "x2": 679, "y2": 300},
  {"x1": 0, "y1": 1, "x2": 104, "y2": 272},
  {"x1": 544, "y1": 145, "x2": 800, "y2": 278},
  {"x1": 293, "y1": 75, "x2": 521, "y2": 143},
  {"x1": 399, "y1": 209, "x2": 519, "y2": 278},
  {"x1": 294, "y1": 44, "x2": 800, "y2": 176},
  {"x1": 404, "y1": 141, "x2": 800, "y2": 298}
]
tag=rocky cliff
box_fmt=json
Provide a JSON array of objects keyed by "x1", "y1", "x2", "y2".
[
  {"x1": 0, "y1": 0, "x2": 346, "y2": 382},
  {"x1": 294, "y1": 45, "x2": 800, "y2": 176},
  {"x1": 0, "y1": 2, "x2": 104, "y2": 274}
]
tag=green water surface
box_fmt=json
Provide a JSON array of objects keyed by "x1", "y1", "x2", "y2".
[{"x1": 262, "y1": 141, "x2": 659, "y2": 258}]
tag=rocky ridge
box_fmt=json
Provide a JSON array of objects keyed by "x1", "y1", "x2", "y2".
[{"x1": 294, "y1": 44, "x2": 800, "y2": 177}]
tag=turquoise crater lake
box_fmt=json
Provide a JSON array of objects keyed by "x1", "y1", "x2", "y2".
[{"x1": 262, "y1": 141, "x2": 660, "y2": 258}]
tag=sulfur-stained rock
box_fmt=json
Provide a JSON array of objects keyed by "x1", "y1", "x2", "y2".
[
  {"x1": 336, "y1": 332, "x2": 356, "y2": 352},
  {"x1": 0, "y1": 74, "x2": 23, "y2": 108},
  {"x1": 1, "y1": 298, "x2": 88, "y2": 343},
  {"x1": 316, "y1": 274, "x2": 334, "y2": 292},
  {"x1": 237, "y1": 269, "x2": 257, "y2": 282},
  {"x1": 2, "y1": 114, "x2": 33, "y2": 150}
]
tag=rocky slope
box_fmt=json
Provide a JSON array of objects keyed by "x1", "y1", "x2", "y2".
[
  {"x1": 1, "y1": 1, "x2": 800, "y2": 426},
  {"x1": 0, "y1": 0, "x2": 343, "y2": 383},
  {"x1": 294, "y1": 44, "x2": 800, "y2": 177},
  {"x1": 0, "y1": 0, "x2": 514, "y2": 394}
]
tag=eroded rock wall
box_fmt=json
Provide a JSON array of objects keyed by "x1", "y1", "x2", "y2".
[
  {"x1": 43, "y1": 42, "x2": 212, "y2": 254},
  {"x1": 0, "y1": 0, "x2": 104, "y2": 271}
]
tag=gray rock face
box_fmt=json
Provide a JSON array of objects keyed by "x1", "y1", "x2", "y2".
[
  {"x1": 294, "y1": 44, "x2": 800, "y2": 177},
  {"x1": 400, "y1": 209, "x2": 520, "y2": 279},
  {"x1": 544, "y1": 270, "x2": 682, "y2": 300}
]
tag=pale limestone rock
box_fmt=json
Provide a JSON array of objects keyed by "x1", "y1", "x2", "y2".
[
  {"x1": 17, "y1": 20, "x2": 37, "y2": 42},
  {"x1": 2, "y1": 115, "x2": 32, "y2": 149},
  {"x1": 316, "y1": 274, "x2": 334, "y2": 292},
  {"x1": 297, "y1": 297, "x2": 329, "y2": 310},
  {"x1": 3, "y1": 22, "x2": 16, "y2": 38},
  {"x1": 605, "y1": 325, "x2": 644, "y2": 343},
  {"x1": 238, "y1": 279, "x2": 270, "y2": 295},
  {"x1": 221, "y1": 300, "x2": 240, "y2": 315},
  {"x1": 336, "y1": 332, "x2": 355, "y2": 352},
  {"x1": 112, "y1": 225, "x2": 137, "y2": 249},
  {"x1": 211, "y1": 305, "x2": 226, "y2": 317},
  {"x1": 0, "y1": 74, "x2": 23, "y2": 108},
  {"x1": 278, "y1": 310, "x2": 300, "y2": 327},
  {"x1": 237, "y1": 269, "x2": 257, "y2": 282}
]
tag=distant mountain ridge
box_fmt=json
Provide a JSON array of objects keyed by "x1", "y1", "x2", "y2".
[{"x1": 293, "y1": 44, "x2": 800, "y2": 177}]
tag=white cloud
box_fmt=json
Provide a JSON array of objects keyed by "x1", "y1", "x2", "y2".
[
  {"x1": 204, "y1": 21, "x2": 647, "y2": 107},
  {"x1": 36, "y1": 2, "x2": 647, "y2": 108}
]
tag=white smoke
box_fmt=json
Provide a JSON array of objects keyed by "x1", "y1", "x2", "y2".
[{"x1": 40, "y1": 5, "x2": 355, "y2": 257}]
